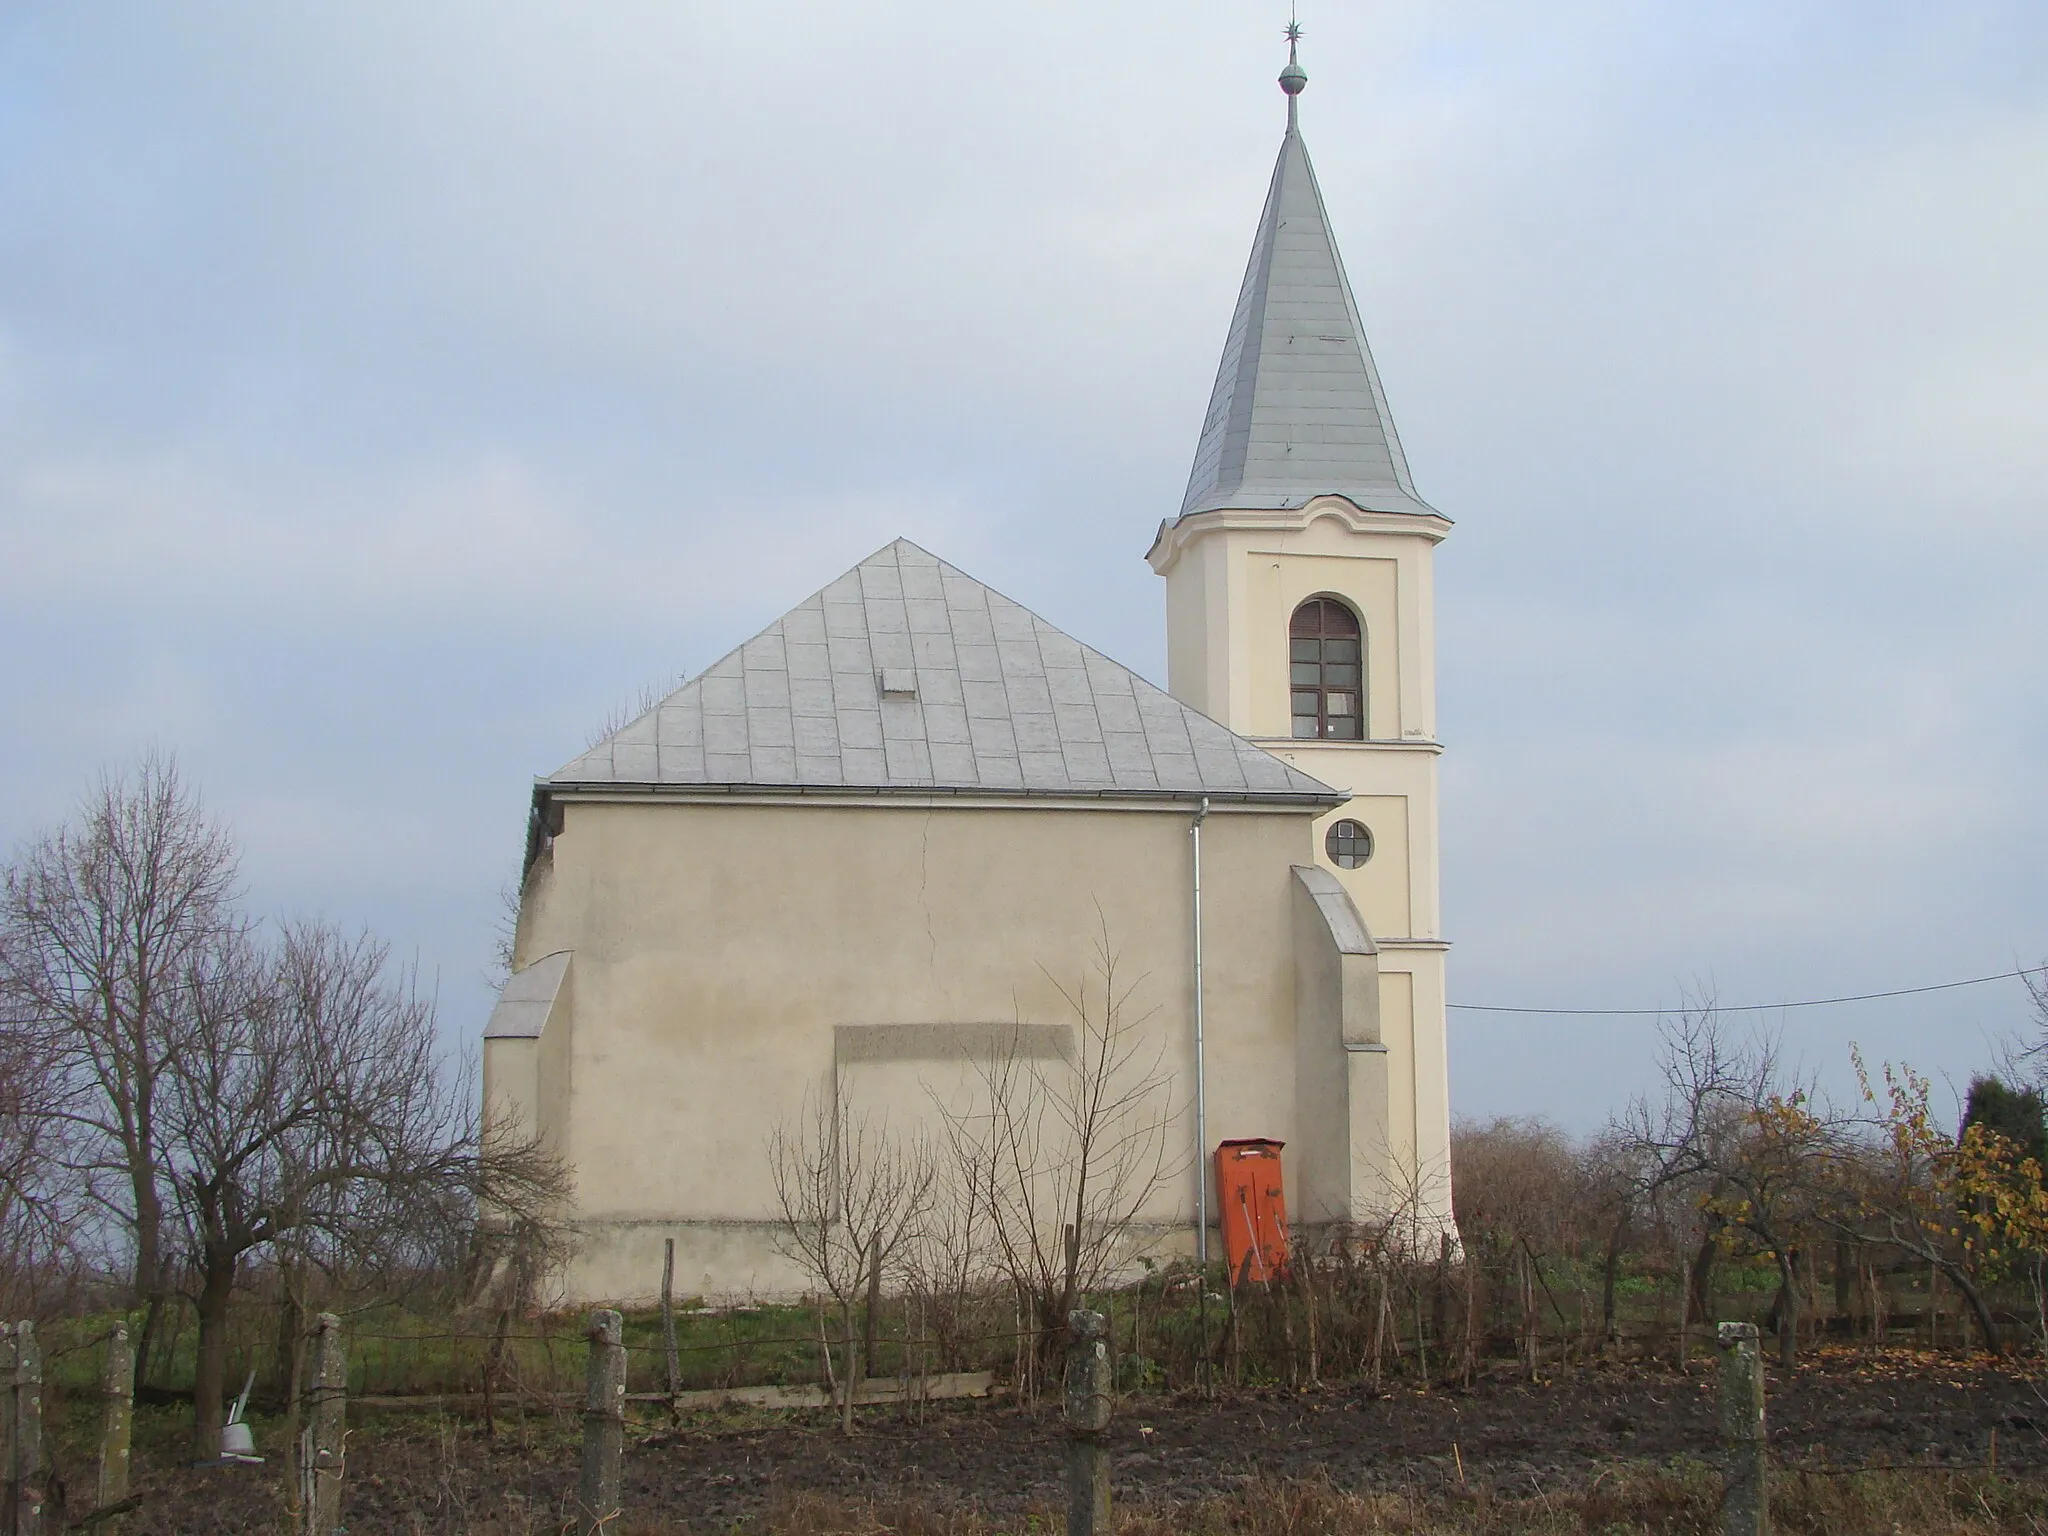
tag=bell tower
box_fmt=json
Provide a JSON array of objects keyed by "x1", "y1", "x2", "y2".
[{"x1": 1149, "y1": 28, "x2": 1453, "y2": 1226}]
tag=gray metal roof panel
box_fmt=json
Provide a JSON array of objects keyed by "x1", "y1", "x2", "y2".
[
  {"x1": 1006, "y1": 677, "x2": 1055, "y2": 715},
  {"x1": 928, "y1": 742, "x2": 978, "y2": 780},
  {"x1": 484, "y1": 950, "x2": 571, "y2": 1040},
  {"x1": 790, "y1": 677, "x2": 836, "y2": 716},
  {"x1": 793, "y1": 715, "x2": 839, "y2": 755},
  {"x1": 657, "y1": 708, "x2": 700, "y2": 746},
  {"x1": 969, "y1": 717, "x2": 1018, "y2": 755},
  {"x1": 1012, "y1": 712, "x2": 1060, "y2": 753},
  {"x1": 926, "y1": 705, "x2": 973, "y2": 746},
  {"x1": 841, "y1": 746, "x2": 888, "y2": 781},
  {"x1": 1020, "y1": 750, "x2": 1069, "y2": 788},
  {"x1": 797, "y1": 754, "x2": 844, "y2": 785},
  {"x1": 550, "y1": 540, "x2": 1340, "y2": 805}
]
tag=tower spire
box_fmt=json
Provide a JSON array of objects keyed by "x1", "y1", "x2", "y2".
[{"x1": 1174, "y1": 24, "x2": 1437, "y2": 522}]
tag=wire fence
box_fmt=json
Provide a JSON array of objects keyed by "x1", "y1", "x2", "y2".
[{"x1": 18, "y1": 1233, "x2": 2042, "y2": 1419}]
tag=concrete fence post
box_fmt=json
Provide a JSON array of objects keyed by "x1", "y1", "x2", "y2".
[
  {"x1": 578, "y1": 1309, "x2": 626, "y2": 1535},
  {"x1": 1717, "y1": 1321, "x2": 1768, "y2": 1536},
  {"x1": 306, "y1": 1313, "x2": 348, "y2": 1536},
  {"x1": 1, "y1": 1324, "x2": 14, "y2": 1536},
  {"x1": 97, "y1": 1323, "x2": 133, "y2": 1515},
  {"x1": 0, "y1": 1324, "x2": 13, "y2": 1536},
  {"x1": 1063, "y1": 1310, "x2": 1112, "y2": 1536},
  {"x1": 7, "y1": 1322, "x2": 42, "y2": 1536}
]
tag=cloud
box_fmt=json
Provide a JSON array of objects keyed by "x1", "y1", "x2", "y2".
[
  {"x1": 0, "y1": 433, "x2": 978, "y2": 630},
  {"x1": 2, "y1": 0, "x2": 2044, "y2": 1130}
]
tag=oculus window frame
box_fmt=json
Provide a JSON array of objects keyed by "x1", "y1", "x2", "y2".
[{"x1": 1324, "y1": 818, "x2": 1374, "y2": 869}]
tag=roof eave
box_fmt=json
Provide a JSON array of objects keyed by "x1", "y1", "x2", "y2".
[{"x1": 536, "y1": 778, "x2": 1348, "y2": 812}]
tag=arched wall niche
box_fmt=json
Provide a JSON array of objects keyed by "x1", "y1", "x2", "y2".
[{"x1": 1303, "y1": 504, "x2": 1364, "y2": 536}]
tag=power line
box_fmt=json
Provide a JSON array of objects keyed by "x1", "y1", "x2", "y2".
[{"x1": 1448, "y1": 964, "x2": 2048, "y2": 1018}]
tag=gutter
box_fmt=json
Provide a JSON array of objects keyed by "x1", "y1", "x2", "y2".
[
  {"x1": 536, "y1": 779, "x2": 1345, "y2": 808},
  {"x1": 526, "y1": 777, "x2": 1348, "y2": 872}
]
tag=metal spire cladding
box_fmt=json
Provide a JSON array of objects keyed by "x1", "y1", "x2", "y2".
[{"x1": 1178, "y1": 31, "x2": 1437, "y2": 521}]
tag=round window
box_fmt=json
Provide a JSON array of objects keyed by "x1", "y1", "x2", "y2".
[{"x1": 1325, "y1": 818, "x2": 1373, "y2": 869}]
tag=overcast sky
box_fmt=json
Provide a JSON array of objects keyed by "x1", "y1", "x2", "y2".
[{"x1": 3, "y1": 1, "x2": 2044, "y2": 1133}]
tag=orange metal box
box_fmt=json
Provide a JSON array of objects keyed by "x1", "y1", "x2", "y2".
[{"x1": 1216, "y1": 1138, "x2": 1288, "y2": 1284}]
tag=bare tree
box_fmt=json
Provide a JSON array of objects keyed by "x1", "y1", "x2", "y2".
[
  {"x1": 462, "y1": 1114, "x2": 581, "y2": 1313},
  {"x1": 162, "y1": 920, "x2": 561, "y2": 1459},
  {"x1": 2, "y1": 759, "x2": 567, "y2": 1457},
  {"x1": 1615, "y1": 1010, "x2": 1838, "y2": 1368},
  {"x1": 1709, "y1": 1091, "x2": 1838, "y2": 1368},
  {"x1": 487, "y1": 877, "x2": 523, "y2": 989},
  {"x1": 1323, "y1": 1150, "x2": 1435, "y2": 1388},
  {"x1": 1614, "y1": 1009, "x2": 1745, "y2": 1361},
  {"x1": 1581, "y1": 1132, "x2": 1643, "y2": 1351},
  {"x1": 0, "y1": 752, "x2": 238, "y2": 1377},
  {"x1": 898, "y1": 1136, "x2": 999, "y2": 1374},
  {"x1": 1450, "y1": 1118, "x2": 1588, "y2": 1368},
  {"x1": 1821, "y1": 1055, "x2": 2011, "y2": 1353},
  {"x1": 584, "y1": 673, "x2": 688, "y2": 751},
  {"x1": 769, "y1": 1087, "x2": 934, "y2": 1433},
  {"x1": 0, "y1": 1008, "x2": 74, "y2": 1313},
  {"x1": 944, "y1": 926, "x2": 1181, "y2": 1375}
]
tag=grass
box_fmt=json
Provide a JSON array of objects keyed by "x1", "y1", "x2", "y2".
[
  {"x1": 20, "y1": 1297, "x2": 840, "y2": 1402},
  {"x1": 343, "y1": 1297, "x2": 836, "y2": 1396},
  {"x1": 16, "y1": 1256, "x2": 2025, "y2": 1414}
]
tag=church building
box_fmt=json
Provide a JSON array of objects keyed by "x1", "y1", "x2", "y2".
[{"x1": 485, "y1": 39, "x2": 1455, "y2": 1302}]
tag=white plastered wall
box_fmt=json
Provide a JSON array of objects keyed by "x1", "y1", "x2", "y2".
[{"x1": 504, "y1": 795, "x2": 1384, "y2": 1303}]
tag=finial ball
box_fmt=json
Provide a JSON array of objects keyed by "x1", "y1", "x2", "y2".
[{"x1": 1280, "y1": 23, "x2": 1307, "y2": 96}]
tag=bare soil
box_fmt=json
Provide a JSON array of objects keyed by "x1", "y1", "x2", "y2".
[{"x1": 104, "y1": 1348, "x2": 2048, "y2": 1533}]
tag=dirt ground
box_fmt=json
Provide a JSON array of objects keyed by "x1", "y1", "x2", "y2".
[{"x1": 109, "y1": 1348, "x2": 2047, "y2": 1533}]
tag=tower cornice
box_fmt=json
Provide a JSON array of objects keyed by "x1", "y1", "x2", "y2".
[{"x1": 1147, "y1": 495, "x2": 1453, "y2": 575}]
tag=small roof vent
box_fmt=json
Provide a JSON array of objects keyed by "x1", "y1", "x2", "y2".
[{"x1": 878, "y1": 667, "x2": 918, "y2": 698}]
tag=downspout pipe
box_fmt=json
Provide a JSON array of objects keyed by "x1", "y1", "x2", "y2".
[
  {"x1": 1191, "y1": 795, "x2": 1212, "y2": 1395},
  {"x1": 1190, "y1": 796, "x2": 1211, "y2": 1269}
]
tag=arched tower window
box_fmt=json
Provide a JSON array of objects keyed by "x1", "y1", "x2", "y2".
[{"x1": 1290, "y1": 598, "x2": 1363, "y2": 740}]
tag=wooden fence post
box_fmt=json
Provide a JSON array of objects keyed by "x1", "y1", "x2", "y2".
[
  {"x1": 660, "y1": 1240, "x2": 681, "y2": 1406},
  {"x1": 1063, "y1": 1310, "x2": 1112, "y2": 1536},
  {"x1": 8, "y1": 1322, "x2": 42, "y2": 1536},
  {"x1": 306, "y1": 1313, "x2": 348, "y2": 1536},
  {"x1": 578, "y1": 1309, "x2": 626, "y2": 1535},
  {"x1": 97, "y1": 1323, "x2": 133, "y2": 1515},
  {"x1": 1717, "y1": 1321, "x2": 1768, "y2": 1536}
]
